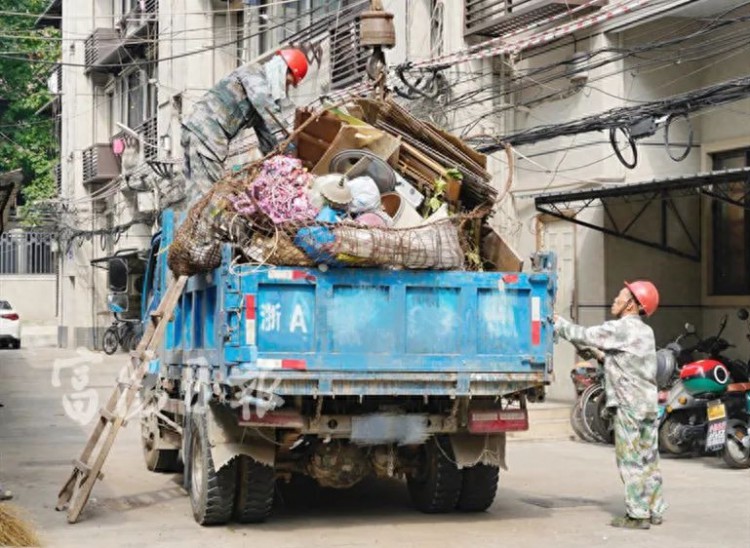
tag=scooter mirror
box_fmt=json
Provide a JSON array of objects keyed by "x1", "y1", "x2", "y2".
[
  {"x1": 738, "y1": 308, "x2": 749, "y2": 321},
  {"x1": 684, "y1": 322, "x2": 696, "y2": 334}
]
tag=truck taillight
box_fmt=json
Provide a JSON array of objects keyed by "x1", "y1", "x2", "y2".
[
  {"x1": 468, "y1": 409, "x2": 529, "y2": 433},
  {"x1": 1, "y1": 313, "x2": 19, "y2": 321}
]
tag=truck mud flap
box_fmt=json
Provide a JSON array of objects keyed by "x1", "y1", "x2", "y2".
[
  {"x1": 448, "y1": 433, "x2": 507, "y2": 470},
  {"x1": 205, "y1": 404, "x2": 276, "y2": 471}
]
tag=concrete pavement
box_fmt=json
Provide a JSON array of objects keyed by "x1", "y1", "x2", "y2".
[{"x1": 1, "y1": 347, "x2": 748, "y2": 548}]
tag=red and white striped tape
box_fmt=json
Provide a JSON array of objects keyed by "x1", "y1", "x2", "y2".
[
  {"x1": 531, "y1": 296, "x2": 542, "y2": 346},
  {"x1": 267, "y1": 269, "x2": 315, "y2": 281},
  {"x1": 256, "y1": 359, "x2": 307, "y2": 371},
  {"x1": 245, "y1": 294, "x2": 256, "y2": 346}
]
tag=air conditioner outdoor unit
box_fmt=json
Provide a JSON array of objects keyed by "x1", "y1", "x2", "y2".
[
  {"x1": 84, "y1": 28, "x2": 122, "y2": 71},
  {"x1": 82, "y1": 144, "x2": 121, "y2": 186}
]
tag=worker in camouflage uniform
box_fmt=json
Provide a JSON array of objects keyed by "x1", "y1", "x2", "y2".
[
  {"x1": 555, "y1": 280, "x2": 667, "y2": 530},
  {"x1": 170, "y1": 49, "x2": 309, "y2": 275},
  {"x1": 181, "y1": 48, "x2": 309, "y2": 202}
]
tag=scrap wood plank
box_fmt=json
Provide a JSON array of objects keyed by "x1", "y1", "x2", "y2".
[{"x1": 56, "y1": 275, "x2": 188, "y2": 523}]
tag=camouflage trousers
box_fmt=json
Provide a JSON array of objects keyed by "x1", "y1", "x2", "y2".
[
  {"x1": 181, "y1": 132, "x2": 225, "y2": 205},
  {"x1": 614, "y1": 408, "x2": 667, "y2": 520}
]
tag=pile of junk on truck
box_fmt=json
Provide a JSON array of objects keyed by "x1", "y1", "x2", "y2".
[{"x1": 96, "y1": 97, "x2": 557, "y2": 527}]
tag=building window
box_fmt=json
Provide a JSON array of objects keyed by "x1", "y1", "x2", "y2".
[
  {"x1": 281, "y1": 0, "x2": 331, "y2": 40},
  {"x1": 117, "y1": 64, "x2": 156, "y2": 130},
  {"x1": 710, "y1": 148, "x2": 750, "y2": 296}
]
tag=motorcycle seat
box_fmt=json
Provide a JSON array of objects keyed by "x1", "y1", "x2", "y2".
[{"x1": 726, "y1": 382, "x2": 750, "y2": 393}]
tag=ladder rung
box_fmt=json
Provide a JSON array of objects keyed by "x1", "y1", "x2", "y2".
[
  {"x1": 117, "y1": 380, "x2": 135, "y2": 391},
  {"x1": 73, "y1": 460, "x2": 104, "y2": 480},
  {"x1": 99, "y1": 408, "x2": 116, "y2": 422}
]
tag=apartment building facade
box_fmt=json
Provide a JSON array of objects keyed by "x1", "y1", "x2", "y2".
[{"x1": 39, "y1": 0, "x2": 748, "y2": 400}]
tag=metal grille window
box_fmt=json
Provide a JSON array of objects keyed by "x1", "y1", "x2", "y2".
[
  {"x1": 329, "y1": 15, "x2": 367, "y2": 90},
  {"x1": 711, "y1": 149, "x2": 750, "y2": 296},
  {"x1": 0, "y1": 232, "x2": 56, "y2": 275}
]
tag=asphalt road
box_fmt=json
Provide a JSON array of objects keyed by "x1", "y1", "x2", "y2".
[{"x1": 1, "y1": 347, "x2": 748, "y2": 548}]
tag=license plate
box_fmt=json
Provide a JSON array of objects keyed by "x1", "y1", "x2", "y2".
[
  {"x1": 705, "y1": 400, "x2": 727, "y2": 452},
  {"x1": 707, "y1": 401, "x2": 726, "y2": 421}
]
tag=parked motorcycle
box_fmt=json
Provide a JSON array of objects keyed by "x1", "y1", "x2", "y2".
[
  {"x1": 658, "y1": 312, "x2": 748, "y2": 458},
  {"x1": 719, "y1": 308, "x2": 750, "y2": 469}
]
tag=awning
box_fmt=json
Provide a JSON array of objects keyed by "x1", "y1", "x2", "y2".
[{"x1": 534, "y1": 167, "x2": 750, "y2": 261}]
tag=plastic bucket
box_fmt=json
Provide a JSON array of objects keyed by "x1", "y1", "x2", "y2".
[{"x1": 380, "y1": 192, "x2": 422, "y2": 228}]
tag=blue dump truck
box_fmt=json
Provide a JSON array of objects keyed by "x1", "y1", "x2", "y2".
[{"x1": 130, "y1": 209, "x2": 556, "y2": 525}]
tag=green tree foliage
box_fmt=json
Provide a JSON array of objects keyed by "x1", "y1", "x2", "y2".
[{"x1": 0, "y1": 0, "x2": 61, "y2": 221}]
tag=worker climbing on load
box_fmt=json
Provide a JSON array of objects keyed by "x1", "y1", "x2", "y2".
[
  {"x1": 170, "y1": 48, "x2": 309, "y2": 275},
  {"x1": 554, "y1": 280, "x2": 667, "y2": 530},
  {"x1": 180, "y1": 48, "x2": 309, "y2": 202}
]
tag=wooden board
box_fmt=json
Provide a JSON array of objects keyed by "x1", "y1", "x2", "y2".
[{"x1": 482, "y1": 227, "x2": 523, "y2": 272}]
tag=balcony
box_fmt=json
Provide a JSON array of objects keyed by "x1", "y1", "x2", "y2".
[
  {"x1": 34, "y1": 0, "x2": 62, "y2": 29},
  {"x1": 465, "y1": 0, "x2": 603, "y2": 38},
  {"x1": 84, "y1": 27, "x2": 156, "y2": 86},
  {"x1": 82, "y1": 144, "x2": 121, "y2": 186},
  {"x1": 118, "y1": 0, "x2": 159, "y2": 39}
]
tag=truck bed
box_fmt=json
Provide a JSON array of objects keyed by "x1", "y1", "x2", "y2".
[{"x1": 158, "y1": 212, "x2": 556, "y2": 397}]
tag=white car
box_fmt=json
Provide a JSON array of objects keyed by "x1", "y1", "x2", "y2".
[{"x1": 0, "y1": 299, "x2": 21, "y2": 349}]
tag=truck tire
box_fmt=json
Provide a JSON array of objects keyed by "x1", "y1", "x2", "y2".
[
  {"x1": 140, "y1": 390, "x2": 182, "y2": 473},
  {"x1": 189, "y1": 412, "x2": 236, "y2": 525},
  {"x1": 407, "y1": 436, "x2": 462, "y2": 513},
  {"x1": 456, "y1": 464, "x2": 499, "y2": 512},
  {"x1": 233, "y1": 455, "x2": 275, "y2": 523},
  {"x1": 141, "y1": 421, "x2": 182, "y2": 473}
]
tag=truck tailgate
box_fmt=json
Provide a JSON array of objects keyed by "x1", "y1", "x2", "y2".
[{"x1": 226, "y1": 266, "x2": 554, "y2": 378}]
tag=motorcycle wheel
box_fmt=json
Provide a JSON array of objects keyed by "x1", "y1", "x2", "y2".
[
  {"x1": 102, "y1": 327, "x2": 119, "y2": 355},
  {"x1": 658, "y1": 414, "x2": 693, "y2": 455},
  {"x1": 570, "y1": 399, "x2": 596, "y2": 443},
  {"x1": 581, "y1": 384, "x2": 608, "y2": 444},
  {"x1": 722, "y1": 419, "x2": 750, "y2": 469},
  {"x1": 591, "y1": 392, "x2": 615, "y2": 444}
]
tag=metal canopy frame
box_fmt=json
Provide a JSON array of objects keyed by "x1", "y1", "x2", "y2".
[{"x1": 534, "y1": 167, "x2": 750, "y2": 262}]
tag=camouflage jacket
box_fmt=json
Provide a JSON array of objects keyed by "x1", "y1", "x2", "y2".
[
  {"x1": 182, "y1": 63, "x2": 279, "y2": 160},
  {"x1": 556, "y1": 315, "x2": 658, "y2": 419}
]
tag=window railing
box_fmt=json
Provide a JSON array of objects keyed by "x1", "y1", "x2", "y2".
[{"x1": 465, "y1": 0, "x2": 600, "y2": 38}]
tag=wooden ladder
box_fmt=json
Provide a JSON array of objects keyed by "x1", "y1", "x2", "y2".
[{"x1": 56, "y1": 275, "x2": 188, "y2": 523}]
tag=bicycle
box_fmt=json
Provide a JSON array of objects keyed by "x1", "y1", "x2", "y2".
[{"x1": 102, "y1": 317, "x2": 142, "y2": 355}]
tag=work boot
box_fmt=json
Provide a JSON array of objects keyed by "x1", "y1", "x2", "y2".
[
  {"x1": 610, "y1": 515, "x2": 650, "y2": 529},
  {"x1": 650, "y1": 515, "x2": 663, "y2": 525}
]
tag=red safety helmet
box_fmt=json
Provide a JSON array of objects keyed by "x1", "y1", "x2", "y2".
[
  {"x1": 624, "y1": 280, "x2": 659, "y2": 317},
  {"x1": 278, "y1": 48, "x2": 308, "y2": 85}
]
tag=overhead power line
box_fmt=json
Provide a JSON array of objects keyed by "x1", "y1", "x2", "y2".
[{"x1": 478, "y1": 75, "x2": 750, "y2": 152}]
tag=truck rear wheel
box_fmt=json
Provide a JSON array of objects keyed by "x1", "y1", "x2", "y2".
[
  {"x1": 456, "y1": 464, "x2": 499, "y2": 512},
  {"x1": 189, "y1": 413, "x2": 236, "y2": 525},
  {"x1": 141, "y1": 405, "x2": 182, "y2": 473},
  {"x1": 233, "y1": 455, "x2": 275, "y2": 523},
  {"x1": 407, "y1": 436, "x2": 461, "y2": 513}
]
